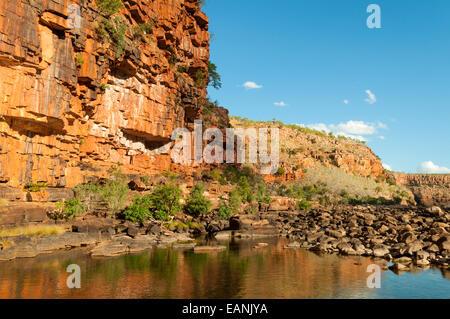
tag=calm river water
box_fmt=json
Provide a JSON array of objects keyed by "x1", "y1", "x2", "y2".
[{"x1": 0, "y1": 238, "x2": 448, "y2": 299}]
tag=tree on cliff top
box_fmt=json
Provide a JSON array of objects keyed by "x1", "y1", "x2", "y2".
[{"x1": 208, "y1": 61, "x2": 222, "y2": 89}]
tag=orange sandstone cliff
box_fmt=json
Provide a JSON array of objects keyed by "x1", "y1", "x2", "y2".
[
  {"x1": 0, "y1": 0, "x2": 405, "y2": 195},
  {"x1": 0, "y1": 0, "x2": 227, "y2": 188}
]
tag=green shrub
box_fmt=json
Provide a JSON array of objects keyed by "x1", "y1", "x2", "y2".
[
  {"x1": 194, "y1": 69, "x2": 206, "y2": 88},
  {"x1": 319, "y1": 195, "x2": 331, "y2": 207},
  {"x1": 75, "y1": 54, "x2": 85, "y2": 66},
  {"x1": 348, "y1": 196, "x2": 402, "y2": 206},
  {"x1": 217, "y1": 200, "x2": 231, "y2": 220},
  {"x1": 164, "y1": 46, "x2": 178, "y2": 66},
  {"x1": 100, "y1": 83, "x2": 110, "y2": 91},
  {"x1": 161, "y1": 169, "x2": 179, "y2": 182},
  {"x1": 166, "y1": 221, "x2": 189, "y2": 231},
  {"x1": 123, "y1": 195, "x2": 153, "y2": 223},
  {"x1": 132, "y1": 22, "x2": 154, "y2": 40},
  {"x1": 203, "y1": 169, "x2": 222, "y2": 181},
  {"x1": 340, "y1": 189, "x2": 348, "y2": 197},
  {"x1": 184, "y1": 184, "x2": 211, "y2": 217},
  {"x1": 96, "y1": 0, "x2": 124, "y2": 16},
  {"x1": 96, "y1": 15, "x2": 128, "y2": 58},
  {"x1": 229, "y1": 189, "x2": 242, "y2": 213},
  {"x1": 255, "y1": 182, "x2": 271, "y2": 204},
  {"x1": 73, "y1": 183, "x2": 101, "y2": 212},
  {"x1": 100, "y1": 166, "x2": 130, "y2": 215},
  {"x1": 218, "y1": 176, "x2": 227, "y2": 185},
  {"x1": 278, "y1": 184, "x2": 303, "y2": 199},
  {"x1": 24, "y1": 182, "x2": 47, "y2": 192},
  {"x1": 296, "y1": 199, "x2": 312, "y2": 211},
  {"x1": 276, "y1": 167, "x2": 286, "y2": 176},
  {"x1": 54, "y1": 198, "x2": 86, "y2": 220},
  {"x1": 141, "y1": 175, "x2": 151, "y2": 186},
  {"x1": 177, "y1": 65, "x2": 189, "y2": 74},
  {"x1": 386, "y1": 177, "x2": 397, "y2": 186},
  {"x1": 247, "y1": 202, "x2": 259, "y2": 214},
  {"x1": 237, "y1": 176, "x2": 254, "y2": 203},
  {"x1": 148, "y1": 184, "x2": 182, "y2": 220},
  {"x1": 222, "y1": 166, "x2": 261, "y2": 185}
]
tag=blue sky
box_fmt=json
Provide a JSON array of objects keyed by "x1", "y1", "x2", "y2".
[{"x1": 202, "y1": 0, "x2": 450, "y2": 174}]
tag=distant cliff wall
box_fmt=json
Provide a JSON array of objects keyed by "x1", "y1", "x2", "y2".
[
  {"x1": 388, "y1": 173, "x2": 450, "y2": 207},
  {"x1": 390, "y1": 173, "x2": 450, "y2": 186}
]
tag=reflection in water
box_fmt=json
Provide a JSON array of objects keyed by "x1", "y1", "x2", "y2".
[{"x1": 0, "y1": 238, "x2": 448, "y2": 299}]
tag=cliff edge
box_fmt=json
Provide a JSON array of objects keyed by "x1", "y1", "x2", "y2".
[{"x1": 0, "y1": 0, "x2": 225, "y2": 188}]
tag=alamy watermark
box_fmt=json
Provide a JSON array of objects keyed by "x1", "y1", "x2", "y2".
[
  {"x1": 66, "y1": 264, "x2": 81, "y2": 289},
  {"x1": 367, "y1": 4, "x2": 381, "y2": 29},
  {"x1": 366, "y1": 264, "x2": 381, "y2": 288},
  {"x1": 170, "y1": 120, "x2": 279, "y2": 175},
  {"x1": 68, "y1": 4, "x2": 81, "y2": 29}
]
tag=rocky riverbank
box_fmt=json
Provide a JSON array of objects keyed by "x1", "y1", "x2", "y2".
[
  {"x1": 254, "y1": 205, "x2": 449, "y2": 269},
  {"x1": 1, "y1": 205, "x2": 449, "y2": 271},
  {"x1": 0, "y1": 217, "x2": 196, "y2": 261}
]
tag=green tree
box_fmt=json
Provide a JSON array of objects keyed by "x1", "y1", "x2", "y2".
[
  {"x1": 123, "y1": 195, "x2": 153, "y2": 223},
  {"x1": 217, "y1": 200, "x2": 232, "y2": 220},
  {"x1": 237, "y1": 176, "x2": 253, "y2": 203},
  {"x1": 229, "y1": 189, "x2": 242, "y2": 213},
  {"x1": 208, "y1": 60, "x2": 222, "y2": 89},
  {"x1": 184, "y1": 184, "x2": 211, "y2": 217},
  {"x1": 54, "y1": 198, "x2": 86, "y2": 220},
  {"x1": 100, "y1": 166, "x2": 130, "y2": 215},
  {"x1": 296, "y1": 199, "x2": 312, "y2": 211},
  {"x1": 149, "y1": 184, "x2": 182, "y2": 220}
]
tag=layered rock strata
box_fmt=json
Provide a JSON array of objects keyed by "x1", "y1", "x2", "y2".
[{"x1": 0, "y1": 0, "x2": 224, "y2": 188}]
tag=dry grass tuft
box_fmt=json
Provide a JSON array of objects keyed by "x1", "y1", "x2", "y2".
[
  {"x1": 0, "y1": 225, "x2": 66, "y2": 238},
  {"x1": 300, "y1": 165, "x2": 410, "y2": 200}
]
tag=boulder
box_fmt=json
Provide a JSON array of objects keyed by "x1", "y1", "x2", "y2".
[
  {"x1": 406, "y1": 240, "x2": 423, "y2": 255},
  {"x1": 437, "y1": 235, "x2": 450, "y2": 252},
  {"x1": 127, "y1": 226, "x2": 140, "y2": 238},
  {"x1": 0, "y1": 203, "x2": 49, "y2": 227},
  {"x1": 0, "y1": 186, "x2": 25, "y2": 201},
  {"x1": 146, "y1": 224, "x2": 161, "y2": 235},
  {"x1": 373, "y1": 245, "x2": 390, "y2": 257}
]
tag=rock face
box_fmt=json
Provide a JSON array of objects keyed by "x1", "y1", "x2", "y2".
[
  {"x1": 390, "y1": 173, "x2": 450, "y2": 186},
  {"x1": 0, "y1": 0, "x2": 225, "y2": 188},
  {"x1": 389, "y1": 173, "x2": 450, "y2": 207},
  {"x1": 230, "y1": 118, "x2": 385, "y2": 181}
]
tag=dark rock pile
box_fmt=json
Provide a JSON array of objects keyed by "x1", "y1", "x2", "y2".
[{"x1": 265, "y1": 205, "x2": 449, "y2": 268}]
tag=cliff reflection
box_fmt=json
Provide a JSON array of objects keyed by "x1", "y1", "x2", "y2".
[{"x1": 0, "y1": 239, "x2": 447, "y2": 299}]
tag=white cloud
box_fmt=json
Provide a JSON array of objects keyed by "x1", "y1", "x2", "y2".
[
  {"x1": 274, "y1": 101, "x2": 288, "y2": 107},
  {"x1": 242, "y1": 81, "x2": 263, "y2": 90},
  {"x1": 330, "y1": 120, "x2": 377, "y2": 135},
  {"x1": 343, "y1": 100, "x2": 349, "y2": 104},
  {"x1": 364, "y1": 89, "x2": 376, "y2": 104},
  {"x1": 419, "y1": 161, "x2": 450, "y2": 174},
  {"x1": 301, "y1": 120, "x2": 387, "y2": 142},
  {"x1": 378, "y1": 136, "x2": 385, "y2": 140},
  {"x1": 382, "y1": 163, "x2": 392, "y2": 171}
]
